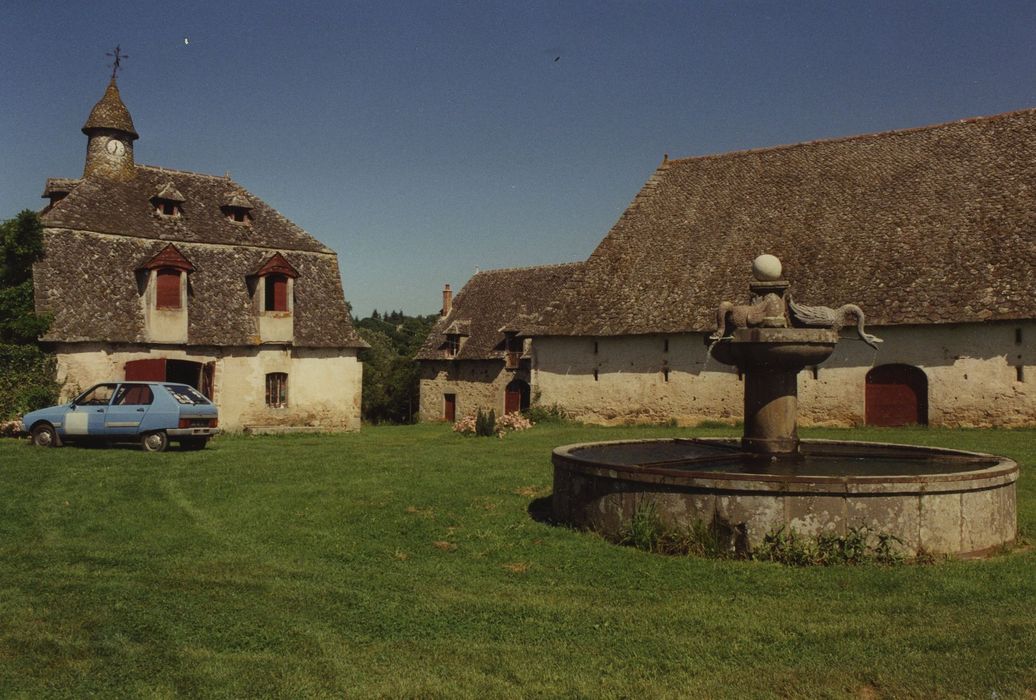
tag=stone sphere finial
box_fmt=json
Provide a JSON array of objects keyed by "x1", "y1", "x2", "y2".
[{"x1": 752, "y1": 254, "x2": 782, "y2": 281}]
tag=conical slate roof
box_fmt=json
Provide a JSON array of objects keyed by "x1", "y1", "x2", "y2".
[{"x1": 81, "y1": 78, "x2": 138, "y2": 139}]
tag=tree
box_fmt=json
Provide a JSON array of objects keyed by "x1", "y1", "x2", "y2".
[
  {"x1": 0, "y1": 210, "x2": 59, "y2": 419},
  {"x1": 355, "y1": 309, "x2": 436, "y2": 424},
  {"x1": 0, "y1": 210, "x2": 50, "y2": 344}
]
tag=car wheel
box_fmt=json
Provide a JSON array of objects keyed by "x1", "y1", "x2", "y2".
[
  {"x1": 141, "y1": 431, "x2": 169, "y2": 453},
  {"x1": 31, "y1": 423, "x2": 59, "y2": 448},
  {"x1": 180, "y1": 437, "x2": 208, "y2": 451}
]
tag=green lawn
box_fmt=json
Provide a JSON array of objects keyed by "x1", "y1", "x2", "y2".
[{"x1": 0, "y1": 423, "x2": 1033, "y2": 698}]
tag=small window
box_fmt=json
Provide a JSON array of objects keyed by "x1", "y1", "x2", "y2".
[
  {"x1": 593, "y1": 341, "x2": 599, "y2": 354},
  {"x1": 114, "y1": 385, "x2": 154, "y2": 406},
  {"x1": 663, "y1": 338, "x2": 669, "y2": 353},
  {"x1": 445, "y1": 335, "x2": 460, "y2": 358},
  {"x1": 444, "y1": 393, "x2": 456, "y2": 422},
  {"x1": 593, "y1": 368, "x2": 599, "y2": 381},
  {"x1": 265, "y1": 274, "x2": 289, "y2": 312},
  {"x1": 155, "y1": 269, "x2": 181, "y2": 309},
  {"x1": 662, "y1": 367, "x2": 670, "y2": 382},
  {"x1": 226, "y1": 207, "x2": 252, "y2": 224},
  {"x1": 1018, "y1": 365, "x2": 1026, "y2": 382},
  {"x1": 1016, "y1": 328, "x2": 1023, "y2": 345},
  {"x1": 156, "y1": 200, "x2": 182, "y2": 217},
  {"x1": 265, "y1": 372, "x2": 288, "y2": 408}
]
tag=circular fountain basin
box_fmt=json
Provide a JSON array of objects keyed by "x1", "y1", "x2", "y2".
[{"x1": 552, "y1": 439, "x2": 1018, "y2": 557}]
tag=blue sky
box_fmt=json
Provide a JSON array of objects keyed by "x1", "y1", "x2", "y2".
[{"x1": 3, "y1": 1, "x2": 1035, "y2": 316}]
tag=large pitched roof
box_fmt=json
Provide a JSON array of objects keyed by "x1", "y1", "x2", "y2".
[
  {"x1": 37, "y1": 165, "x2": 363, "y2": 348},
  {"x1": 536, "y1": 108, "x2": 1036, "y2": 336},
  {"x1": 41, "y1": 165, "x2": 332, "y2": 253},
  {"x1": 416, "y1": 262, "x2": 582, "y2": 361}
]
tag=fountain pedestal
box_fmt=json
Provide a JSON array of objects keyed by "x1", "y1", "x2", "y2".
[{"x1": 710, "y1": 327, "x2": 838, "y2": 455}]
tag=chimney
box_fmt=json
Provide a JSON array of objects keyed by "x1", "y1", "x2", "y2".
[{"x1": 441, "y1": 283, "x2": 452, "y2": 317}]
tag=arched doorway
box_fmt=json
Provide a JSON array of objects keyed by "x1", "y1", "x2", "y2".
[
  {"x1": 504, "y1": 379, "x2": 530, "y2": 414},
  {"x1": 865, "y1": 364, "x2": 928, "y2": 426}
]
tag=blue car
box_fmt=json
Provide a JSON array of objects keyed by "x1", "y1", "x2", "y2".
[{"x1": 22, "y1": 381, "x2": 220, "y2": 452}]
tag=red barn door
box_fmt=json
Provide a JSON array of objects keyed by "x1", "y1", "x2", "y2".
[
  {"x1": 124, "y1": 358, "x2": 166, "y2": 381},
  {"x1": 866, "y1": 364, "x2": 928, "y2": 426}
]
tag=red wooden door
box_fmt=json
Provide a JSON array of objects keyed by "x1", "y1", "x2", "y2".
[
  {"x1": 866, "y1": 365, "x2": 928, "y2": 426},
  {"x1": 444, "y1": 394, "x2": 456, "y2": 422},
  {"x1": 504, "y1": 388, "x2": 521, "y2": 414},
  {"x1": 125, "y1": 358, "x2": 167, "y2": 381}
]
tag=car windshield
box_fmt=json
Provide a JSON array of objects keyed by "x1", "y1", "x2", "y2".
[{"x1": 163, "y1": 385, "x2": 211, "y2": 405}]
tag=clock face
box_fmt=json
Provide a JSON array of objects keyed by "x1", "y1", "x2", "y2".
[{"x1": 106, "y1": 138, "x2": 125, "y2": 156}]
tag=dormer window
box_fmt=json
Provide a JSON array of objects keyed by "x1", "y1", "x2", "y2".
[
  {"x1": 221, "y1": 191, "x2": 253, "y2": 225},
  {"x1": 137, "y1": 244, "x2": 194, "y2": 343},
  {"x1": 445, "y1": 335, "x2": 460, "y2": 358},
  {"x1": 441, "y1": 320, "x2": 470, "y2": 359},
  {"x1": 152, "y1": 182, "x2": 186, "y2": 219},
  {"x1": 253, "y1": 253, "x2": 299, "y2": 318}
]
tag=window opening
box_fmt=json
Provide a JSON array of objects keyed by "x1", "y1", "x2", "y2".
[
  {"x1": 155, "y1": 268, "x2": 181, "y2": 309},
  {"x1": 265, "y1": 274, "x2": 289, "y2": 312},
  {"x1": 663, "y1": 338, "x2": 669, "y2": 353},
  {"x1": 593, "y1": 340, "x2": 599, "y2": 354},
  {"x1": 265, "y1": 372, "x2": 288, "y2": 408},
  {"x1": 1018, "y1": 365, "x2": 1025, "y2": 383},
  {"x1": 593, "y1": 368, "x2": 599, "y2": 381},
  {"x1": 1016, "y1": 328, "x2": 1023, "y2": 344},
  {"x1": 445, "y1": 335, "x2": 460, "y2": 358},
  {"x1": 662, "y1": 367, "x2": 670, "y2": 382}
]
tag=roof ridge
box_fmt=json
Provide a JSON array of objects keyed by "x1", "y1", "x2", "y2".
[
  {"x1": 667, "y1": 106, "x2": 1036, "y2": 165},
  {"x1": 472, "y1": 260, "x2": 583, "y2": 276},
  {"x1": 137, "y1": 164, "x2": 234, "y2": 181}
]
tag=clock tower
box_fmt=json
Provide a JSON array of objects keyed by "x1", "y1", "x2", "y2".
[{"x1": 82, "y1": 78, "x2": 139, "y2": 180}]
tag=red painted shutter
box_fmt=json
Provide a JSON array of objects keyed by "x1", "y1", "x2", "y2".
[
  {"x1": 156, "y1": 269, "x2": 181, "y2": 309},
  {"x1": 444, "y1": 394, "x2": 456, "y2": 422},
  {"x1": 265, "y1": 275, "x2": 288, "y2": 312},
  {"x1": 125, "y1": 358, "x2": 167, "y2": 381}
]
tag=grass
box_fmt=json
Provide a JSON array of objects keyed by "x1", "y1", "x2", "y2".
[{"x1": 0, "y1": 423, "x2": 1033, "y2": 698}]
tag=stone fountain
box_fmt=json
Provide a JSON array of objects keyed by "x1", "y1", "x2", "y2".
[{"x1": 551, "y1": 255, "x2": 1018, "y2": 557}]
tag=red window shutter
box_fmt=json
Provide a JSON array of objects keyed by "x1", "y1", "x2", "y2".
[
  {"x1": 156, "y1": 269, "x2": 181, "y2": 309},
  {"x1": 266, "y1": 275, "x2": 288, "y2": 312}
]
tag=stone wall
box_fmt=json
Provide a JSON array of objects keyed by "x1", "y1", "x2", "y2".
[
  {"x1": 418, "y1": 360, "x2": 527, "y2": 422},
  {"x1": 52, "y1": 342, "x2": 362, "y2": 432},
  {"x1": 532, "y1": 320, "x2": 1036, "y2": 428}
]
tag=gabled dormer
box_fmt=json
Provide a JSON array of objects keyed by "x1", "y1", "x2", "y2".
[
  {"x1": 252, "y1": 253, "x2": 299, "y2": 343},
  {"x1": 442, "y1": 320, "x2": 470, "y2": 359},
  {"x1": 137, "y1": 243, "x2": 194, "y2": 343},
  {"x1": 152, "y1": 182, "x2": 185, "y2": 218},
  {"x1": 221, "y1": 191, "x2": 253, "y2": 225}
]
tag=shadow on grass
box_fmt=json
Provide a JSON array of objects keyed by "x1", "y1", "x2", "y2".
[{"x1": 527, "y1": 494, "x2": 554, "y2": 524}]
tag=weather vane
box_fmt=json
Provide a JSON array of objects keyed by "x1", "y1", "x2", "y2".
[{"x1": 106, "y1": 45, "x2": 128, "y2": 80}]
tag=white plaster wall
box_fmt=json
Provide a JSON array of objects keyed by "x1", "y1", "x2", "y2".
[
  {"x1": 52, "y1": 343, "x2": 362, "y2": 431},
  {"x1": 533, "y1": 321, "x2": 1036, "y2": 428}
]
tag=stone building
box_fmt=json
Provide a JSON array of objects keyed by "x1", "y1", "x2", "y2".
[
  {"x1": 415, "y1": 263, "x2": 581, "y2": 422},
  {"x1": 35, "y1": 78, "x2": 365, "y2": 431},
  {"x1": 523, "y1": 108, "x2": 1036, "y2": 427}
]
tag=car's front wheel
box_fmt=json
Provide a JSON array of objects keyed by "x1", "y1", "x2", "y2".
[
  {"x1": 141, "y1": 431, "x2": 169, "y2": 453},
  {"x1": 30, "y1": 423, "x2": 59, "y2": 448}
]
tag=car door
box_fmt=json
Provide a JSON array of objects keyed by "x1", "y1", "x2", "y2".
[
  {"x1": 105, "y1": 384, "x2": 154, "y2": 436},
  {"x1": 64, "y1": 383, "x2": 118, "y2": 437}
]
